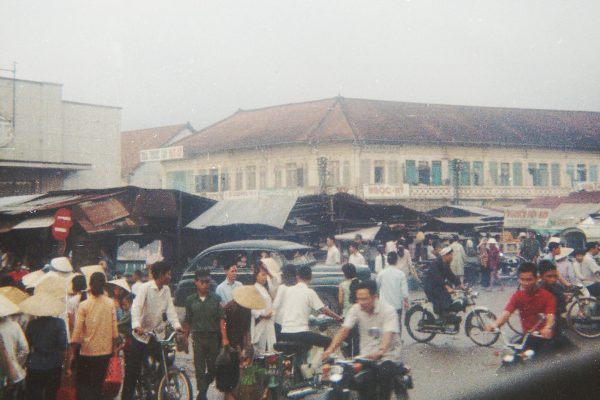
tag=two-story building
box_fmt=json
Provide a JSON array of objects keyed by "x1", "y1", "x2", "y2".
[
  {"x1": 0, "y1": 76, "x2": 121, "y2": 196},
  {"x1": 157, "y1": 97, "x2": 600, "y2": 210}
]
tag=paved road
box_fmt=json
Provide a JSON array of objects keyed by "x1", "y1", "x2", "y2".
[{"x1": 175, "y1": 284, "x2": 600, "y2": 399}]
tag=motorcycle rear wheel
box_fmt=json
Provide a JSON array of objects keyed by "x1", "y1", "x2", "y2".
[
  {"x1": 405, "y1": 306, "x2": 436, "y2": 343},
  {"x1": 567, "y1": 296, "x2": 600, "y2": 339},
  {"x1": 157, "y1": 370, "x2": 193, "y2": 400},
  {"x1": 465, "y1": 309, "x2": 499, "y2": 346}
]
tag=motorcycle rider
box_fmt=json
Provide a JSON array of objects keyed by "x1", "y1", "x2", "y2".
[
  {"x1": 322, "y1": 280, "x2": 403, "y2": 400},
  {"x1": 422, "y1": 246, "x2": 465, "y2": 327}
]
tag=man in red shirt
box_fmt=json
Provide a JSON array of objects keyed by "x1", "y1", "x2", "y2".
[{"x1": 487, "y1": 262, "x2": 556, "y2": 355}]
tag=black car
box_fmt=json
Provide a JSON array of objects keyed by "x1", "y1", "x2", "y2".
[{"x1": 173, "y1": 239, "x2": 372, "y2": 311}]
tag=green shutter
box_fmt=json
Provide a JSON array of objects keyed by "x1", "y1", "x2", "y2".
[
  {"x1": 432, "y1": 161, "x2": 442, "y2": 186},
  {"x1": 405, "y1": 160, "x2": 417, "y2": 185},
  {"x1": 512, "y1": 162, "x2": 522, "y2": 186},
  {"x1": 489, "y1": 161, "x2": 498, "y2": 186}
]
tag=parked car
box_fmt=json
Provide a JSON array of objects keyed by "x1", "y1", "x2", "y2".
[{"x1": 173, "y1": 240, "x2": 372, "y2": 311}]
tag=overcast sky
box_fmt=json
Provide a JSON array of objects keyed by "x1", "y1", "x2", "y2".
[{"x1": 1, "y1": 0, "x2": 599, "y2": 131}]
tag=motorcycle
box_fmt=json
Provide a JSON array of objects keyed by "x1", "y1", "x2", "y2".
[
  {"x1": 259, "y1": 315, "x2": 338, "y2": 399},
  {"x1": 497, "y1": 254, "x2": 525, "y2": 283},
  {"x1": 404, "y1": 286, "x2": 500, "y2": 346}
]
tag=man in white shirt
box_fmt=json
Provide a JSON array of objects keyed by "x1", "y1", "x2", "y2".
[
  {"x1": 276, "y1": 266, "x2": 342, "y2": 348},
  {"x1": 377, "y1": 252, "x2": 409, "y2": 334},
  {"x1": 323, "y1": 280, "x2": 402, "y2": 399},
  {"x1": 578, "y1": 243, "x2": 600, "y2": 296},
  {"x1": 215, "y1": 263, "x2": 242, "y2": 306},
  {"x1": 449, "y1": 236, "x2": 467, "y2": 285},
  {"x1": 130, "y1": 270, "x2": 144, "y2": 296},
  {"x1": 122, "y1": 261, "x2": 183, "y2": 400},
  {"x1": 348, "y1": 243, "x2": 366, "y2": 266},
  {"x1": 325, "y1": 236, "x2": 341, "y2": 265}
]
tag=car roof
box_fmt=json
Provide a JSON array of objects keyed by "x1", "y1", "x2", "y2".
[{"x1": 201, "y1": 240, "x2": 312, "y2": 253}]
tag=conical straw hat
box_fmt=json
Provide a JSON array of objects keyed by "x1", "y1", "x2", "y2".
[
  {"x1": 0, "y1": 286, "x2": 30, "y2": 305},
  {"x1": 556, "y1": 247, "x2": 574, "y2": 261},
  {"x1": 232, "y1": 285, "x2": 266, "y2": 310},
  {"x1": 50, "y1": 257, "x2": 73, "y2": 273},
  {"x1": 108, "y1": 278, "x2": 131, "y2": 293},
  {"x1": 19, "y1": 292, "x2": 65, "y2": 317},
  {"x1": 33, "y1": 271, "x2": 72, "y2": 299},
  {"x1": 0, "y1": 294, "x2": 20, "y2": 317},
  {"x1": 81, "y1": 265, "x2": 106, "y2": 286},
  {"x1": 22, "y1": 269, "x2": 45, "y2": 288}
]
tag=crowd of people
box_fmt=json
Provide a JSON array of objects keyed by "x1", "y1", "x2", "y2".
[{"x1": 2, "y1": 232, "x2": 600, "y2": 400}]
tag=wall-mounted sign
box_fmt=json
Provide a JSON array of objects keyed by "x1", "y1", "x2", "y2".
[
  {"x1": 504, "y1": 208, "x2": 551, "y2": 228},
  {"x1": 363, "y1": 184, "x2": 410, "y2": 199},
  {"x1": 140, "y1": 146, "x2": 184, "y2": 162}
]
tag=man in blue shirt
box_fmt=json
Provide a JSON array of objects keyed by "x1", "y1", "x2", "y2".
[{"x1": 215, "y1": 262, "x2": 242, "y2": 306}]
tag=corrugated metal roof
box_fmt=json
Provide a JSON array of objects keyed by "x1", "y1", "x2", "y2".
[
  {"x1": 187, "y1": 196, "x2": 298, "y2": 230},
  {"x1": 335, "y1": 226, "x2": 381, "y2": 241},
  {"x1": 0, "y1": 195, "x2": 42, "y2": 208},
  {"x1": 549, "y1": 203, "x2": 600, "y2": 227},
  {"x1": 435, "y1": 216, "x2": 493, "y2": 225},
  {"x1": 12, "y1": 216, "x2": 55, "y2": 230}
]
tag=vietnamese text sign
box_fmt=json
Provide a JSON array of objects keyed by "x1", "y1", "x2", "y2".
[
  {"x1": 504, "y1": 208, "x2": 551, "y2": 228},
  {"x1": 363, "y1": 184, "x2": 410, "y2": 199}
]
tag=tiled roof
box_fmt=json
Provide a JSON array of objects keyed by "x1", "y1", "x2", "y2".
[
  {"x1": 528, "y1": 191, "x2": 600, "y2": 209},
  {"x1": 175, "y1": 97, "x2": 600, "y2": 155},
  {"x1": 121, "y1": 123, "x2": 193, "y2": 178}
]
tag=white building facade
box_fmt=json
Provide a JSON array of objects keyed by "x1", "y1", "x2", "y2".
[
  {"x1": 0, "y1": 76, "x2": 121, "y2": 195},
  {"x1": 158, "y1": 97, "x2": 600, "y2": 209}
]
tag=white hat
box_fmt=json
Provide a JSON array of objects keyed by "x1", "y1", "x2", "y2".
[
  {"x1": 439, "y1": 246, "x2": 453, "y2": 256},
  {"x1": 33, "y1": 271, "x2": 72, "y2": 299},
  {"x1": 19, "y1": 292, "x2": 66, "y2": 317},
  {"x1": 81, "y1": 265, "x2": 106, "y2": 286},
  {"x1": 22, "y1": 269, "x2": 45, "y2": 288},
  {"x1": 487, "y1": 238, "x2": 497, "y2": 245},
  {"x1": 0, "y1": 286, "x2": 30, "y2": 305},
  {"x1": 108, "y1": 278, "x2": 131, "y2": 293},
  {"x1": 0, "y1": 294, "x2": 20, "y2": 317},
  {"x1": 556, "y1": 247, "x2": 574, "y2": 261},
  {"x1": 518, "y1": 232, "x2": 527, "y2": 238},
  {"x1": 50, "y1": 257, "x2": 73, "y2": 273},
  {"x1": 549, "y1": 237, "x2": 561, "y2": 244}
]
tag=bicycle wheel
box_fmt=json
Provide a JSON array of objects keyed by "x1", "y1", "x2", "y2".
[
  {"x1": 405, "y1": 305, "x2": 436, "y2": 343},
  {"x1": 506, "y1": 311, "x2": 523, "y2": 336},
  {"x1": 157, "y1": 370, "x2": 193, "y2": 400},
  {"x1": 567, "y1": 296, "x2": 600, "y2": 339},
  {"x1": 465, "y1": 309, "x2": 499, "y2": 346}
]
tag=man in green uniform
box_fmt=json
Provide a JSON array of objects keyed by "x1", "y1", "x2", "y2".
[{"x1": 184, "y1": 269, "x2": 229, "y2": 400}]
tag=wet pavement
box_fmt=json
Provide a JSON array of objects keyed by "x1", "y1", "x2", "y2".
[{"x1": 174, "y1": 284, "x2": 600, "y2": 400}]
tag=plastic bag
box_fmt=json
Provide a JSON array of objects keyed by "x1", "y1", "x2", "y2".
[
  {"x1": 216, "y1": 347, "x2": 239, "y2": 392},
  {"x1": 102, "y1": 354, "x2": 123, "y2": 397}
]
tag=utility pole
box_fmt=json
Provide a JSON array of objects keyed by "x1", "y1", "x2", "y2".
[{"x1": 451, "y1": 158, "x2": 463, "y2": 205}]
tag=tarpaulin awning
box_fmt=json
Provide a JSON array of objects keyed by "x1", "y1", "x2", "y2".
[
  {"x1": 548, "y1": 203, "x2": 600, "y2": 227},
  {"x1": 12, "y1": 216, "x2": 55, "y2": 230},
  {"x1": 186, "y1": 196, "x2": 298, "y2": 230},
  {"x1": 335, "y1": 226, "x2": 381, "y2": 242}
]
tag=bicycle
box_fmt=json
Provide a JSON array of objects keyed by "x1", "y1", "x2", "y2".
[
  {"x1": 506, "y1": 284, "x2": 600, "y2": 339},
  {"x1": 133, "y1": 331, "x2": 193, "y2": 400}
]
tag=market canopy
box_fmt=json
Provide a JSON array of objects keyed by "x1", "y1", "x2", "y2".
[{"x1": 186, "y1": 195, "x2": 298, "y2": 230}]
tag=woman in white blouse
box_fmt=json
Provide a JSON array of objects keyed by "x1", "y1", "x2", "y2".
[{"x1": 251, "y1": 263, "x2": 276, "y2": 354}]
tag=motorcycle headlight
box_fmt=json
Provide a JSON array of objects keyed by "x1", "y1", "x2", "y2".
[
  {"x1": 329, "y1": 365, "x2": 344, "y2": 383},
  {"x1": 502, "y1": 354, "x2": 515, "y2": 363}
]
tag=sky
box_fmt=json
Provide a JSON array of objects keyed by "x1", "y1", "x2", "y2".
[{"x1": 1, "y1": 0, "x2": 600, "y2": 131}]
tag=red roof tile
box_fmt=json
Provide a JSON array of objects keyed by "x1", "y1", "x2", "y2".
[
  {"x1": 528, "y1": 191, "x2": 600, "y2": 209},
  {"x1": 176, "y1": 97, "x2": 600, "y2": 155},
  {"x1": 121, "y1": 123, "x2": 194, "y2": 178}
]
